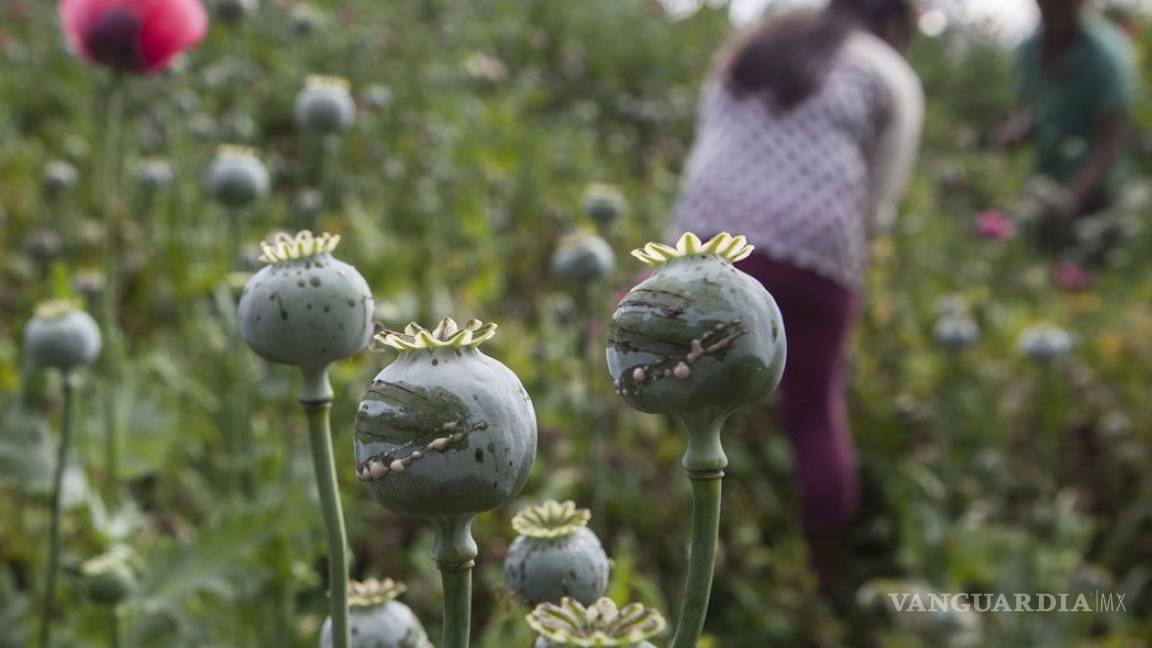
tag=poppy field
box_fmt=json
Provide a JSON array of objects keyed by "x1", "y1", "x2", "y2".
[{"x1": 1, "y1": 1, "x2": 1151, "y2": 647}]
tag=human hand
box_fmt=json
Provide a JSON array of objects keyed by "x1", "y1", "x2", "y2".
[
  {"x1": 995, "y1": 115, "x2": 1032, "y2": 150},
  {"x1": 1038, "y1": 189, "x2": 1078, "y2": 220}
]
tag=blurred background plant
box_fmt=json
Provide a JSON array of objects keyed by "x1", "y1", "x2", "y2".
[{"x1": 1, "y1": 0, "x2": 1150, "y2": 646}]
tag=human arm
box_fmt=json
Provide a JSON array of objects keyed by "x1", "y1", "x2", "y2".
[
  {"x1": 850, "y1": 32, "x2": 924, "y2": 233},
  {"x1": 1059, "y1": 108, "x2": 1128, "y2": 215},
  {"x1": 995, "y1": 107, "x2": 1034, "y2": 150}
]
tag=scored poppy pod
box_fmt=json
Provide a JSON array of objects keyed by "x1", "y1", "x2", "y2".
[{"x1": 59, "y1": 0, "x2": 208, "y2": 73}]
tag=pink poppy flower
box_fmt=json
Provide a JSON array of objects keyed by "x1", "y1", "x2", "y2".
[
  {"x1": 1053, "y1": 262, "x2": 1092, "y2": 292},
  {"x1": 974, "y1": 210, "x2": 1015, "y2": 241},
  {"x1": 59, "y1": 0, "x2": 207, "y2": 74}
]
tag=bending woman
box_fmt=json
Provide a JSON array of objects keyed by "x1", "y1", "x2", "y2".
[{"x1": 671, "y1": 0, "x2": 923, "y2": 592}]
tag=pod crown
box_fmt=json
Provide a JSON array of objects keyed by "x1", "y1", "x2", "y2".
[
  {"x1": 376, "y1": 317, "x2": 498, "y2": 351},
  {"x1": 258, "y1": 230, "x2": 341, "y2": 264},
  {"x1": 512, "y1": 500, "x2": 591, "y2": 539},
  {"x1": 631, "y1": 232, "x2": 753, "y2": 267},
  {"x1": 527, "y1": 597, "x2": 667, "y2": 647}
]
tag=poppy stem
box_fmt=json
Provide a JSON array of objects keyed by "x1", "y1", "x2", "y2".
[
  {"x1": 670, "y1": 413, "x2": 726, "y2": 648},
  {"x1": 300, "y1": 367, "x2": 349, "y2": 648},
  {"x1": 108, "y1": 607, "x2": 120, "y2": 648},
  {"x1": 440, "y1": 567, "x2": 473, "y2": 648},
  {"x1": 99, "y1": 73, "x2": 126, "y2": 503},
  {"x1": 39, "y1": 371, "x2": 77, "y2": 648},
  {"x1": 581, "y1": 281, "x2": 607, "y2": 535},
  {"x1": 226, "y1": 208, "x2": 254, "y2": 497},
  {"x1": 432, "y1": 514, "x2": 477, "y2": 648},
  {"x1": 671, "y1": 477, "x2": 723, "y2": 648}
]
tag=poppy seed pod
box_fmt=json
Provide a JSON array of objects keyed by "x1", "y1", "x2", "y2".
[
  {"x1": 43, "y1": 160, "x2": 79, "y2": 197},
  {"x1": 207, "y1": 145, "x2": 270, "y2": 208},
  {"x1": 135, "y1": 158, "x2": 174, "y2": 192},
  {"x1": 24, "y1": 229, "x2": 64, "y2": 264},
  {"x1": 504, "y1": 501, "x2": 610, "y2": 606},
  {"x1": 934, "y1": 294, "x2": 970, "y2": 319},
  {"x1": 355, "y1": 318, "x2": 537, "y2": 523},
  {"x1": 238, "y1": 231, "x2": 374, "y2": 372},
  {"x1": 290, "y1": 4, "x2": 325, "y2": 36},
  {"x1": 933, "y1": 315, "x2": 979, "y2": 350},
  {"x1": 1017, "y1": 325, "x2": 1073, "y2": 362},
  {"x1": 527, "y1": 598, "x2": 666, "y2": 648},
  {"x1": 24, "y1": 300, "x2": 102, "y2": 371},
  {"x1": 63, "y1": 135, "x2": 91, "y2": 163},
  {"x1": 210, "y1": 0, "x2": 257, "y2": 23},
  {"x1": 1099, "y1": 411, "x2": 1131, "y2": 440},
  {"x1": 582, "y1": 183, "x2": 628, "y2": 227},
  {"x1": 607, "y1": 233, "x2": 786, "y2": 422},
  {"x1": 320, "y1": 579, "x2": 433, "y2": 648},
  {"x1": 295, "y1": 76, "x2": 356, "y2": 134},
  {"x1": 550, "y1": 232, "x2": 615, "y2": 284},
  {"x1": 858, "y1": 580, "x2": 982, "y2": 643},
  {"x1": 80, "y1": 547, "x2": 136, "y2": 606},
  {"x1": 363, "y1": 84, "x2": 394, "y2": 111},
  {"x1": 293, "y1": 188, "x2": 324, "y2": 221}
]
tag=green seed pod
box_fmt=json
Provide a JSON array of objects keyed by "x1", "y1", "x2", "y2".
[
  {"x1": 24, "y1": 229, "x2": 63, "y2": 264},
  {"x1": 211, "y1": 0, "x2": 258, "y2": 23},
  {"x1": 933, "y1": 315, "x2": 979, "y2": 350},
  {"x1": 238, "y1": 231, "x2": 374, "y2": 373},
  {"x1": 582, "y1": 183, "x2": 627, "y2": 228},
  {"x1": 63, "y1": 135, "x2": 90, "y2": 163},
  {"x1": 527, "y1": 597, "x2": 665, "y2": 648},
  {"x1": 81, "y1": 547, "x2": 136, "y2": 606},
  {"x1": 534, "y1": 639, "x2": 656, "y2": 648},
  {"x1": 857, "y1": 579, "x2": 982, "y2": 644},
  {"x1": 363, "y1": 84, "x2": 394, "y2": 111},
  {"x1": 320, "y1": 579, "x2": 432, "y2": 648},
  {"x1": 291, "y1": 4, "x2": 326, "y2": 36},
  {"x1": 207, "y1": 145, "x2": 270, "y2": 209},
  {"x1": 23, "y1": 300, "x2": 102, "y2": 371},
  {"x1": 355, "y1": 318, "x2": 537, "y2": 521},
  {"x1": 607, "y1": 233, "x2": 785, "y2": 422},
  {"x1": 933, "y1": 294, "x2": 970, "y2": 319},
  {"x1": 551, "y1": 232, "x2": 615, "y2": 284},
  {"x1": 135, "y1": 158, "x2": 175, "y2": 192},
  {"x1": 504, "y1": 501, "x2": 610, "y2": 606},
  {"x1": 1099, "y1": 411, "x2": 1131, "y2": 440},
  {"x1": 294, "y1": 188, "x2": 324, "y2": 222},
  {"x1": 43, "y1": 160, "x2": 79, "y2": 198},
  {"x1": 1017, "y1": 324, "x2": 1073, "y2": 362},
  {"x1": 296, "y1": 76, "x2": 356, "y2": 134}
]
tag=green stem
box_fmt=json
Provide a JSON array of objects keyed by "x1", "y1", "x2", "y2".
[
  {"x1": 109, "y1": 608, "x2": 120, "y2": 648},
  {"x1": 1037, "y1": 364, "x2": 1060, "y2": 493},
  {"x1": 671, "y1": 414, "x2": 726, "y2": 648},
  {"x1": 320, "y1": 135, "x2": 339, "y2": 212},
  {"x1": 416, "y1": 227, "x2": 437, "y2": 326},
  {"x1": 582, "y1": 282, "x2": 607, "y2": 534},
  {"x1": 941, "y1": 352, "x2": 961, "y2": 517},
  {"x1": 301, "y1": 367, "x2": 349, "y2": 648},
  {"x1": 136, "y1": 193, "x2": 155, "y2": 252},
  {"x1": 228, "y1": 209, "x2": 253, "y2": 496},
  {"x1": 440, "y1": 568, "x2": 473, "y2": 648},
  {"x1": 671, "y1": 477, "x2": 722, "y2": 648},
  {"x1": 99, "y1": 75, "x2": 126, "y2": 502},
  {"x1": 39, "y1": 372, "x2": 77, "y2": 648},
  {"x1": 432, "y1": 514, "x2": 477, "y2": 648}
]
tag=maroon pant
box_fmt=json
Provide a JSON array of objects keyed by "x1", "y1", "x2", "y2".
[{"x1": 737, "y1": 252, "x2": 860, "y2": 533}]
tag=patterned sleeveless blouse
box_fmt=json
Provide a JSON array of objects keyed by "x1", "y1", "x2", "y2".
[{"x1": 672, "y1": 30, "x2": 922, "y2": 289}]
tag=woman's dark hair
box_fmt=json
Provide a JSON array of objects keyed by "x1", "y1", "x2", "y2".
[{"x1": 723, "y1": 0, "x2": 913, "y2": 111}]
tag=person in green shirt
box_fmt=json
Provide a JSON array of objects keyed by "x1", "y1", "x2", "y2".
[{"x1": 998, "y1": 0, "x2": 1136, "y2": 251}]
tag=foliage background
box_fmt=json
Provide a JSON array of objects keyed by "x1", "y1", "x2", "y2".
[{"x1": 0, "y1": 1, "x2": 1150, "y2": 646}]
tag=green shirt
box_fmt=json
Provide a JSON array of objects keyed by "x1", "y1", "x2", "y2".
[{"x1": 1017, "y1": 16, "x2": 1136, "y2": 203}]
